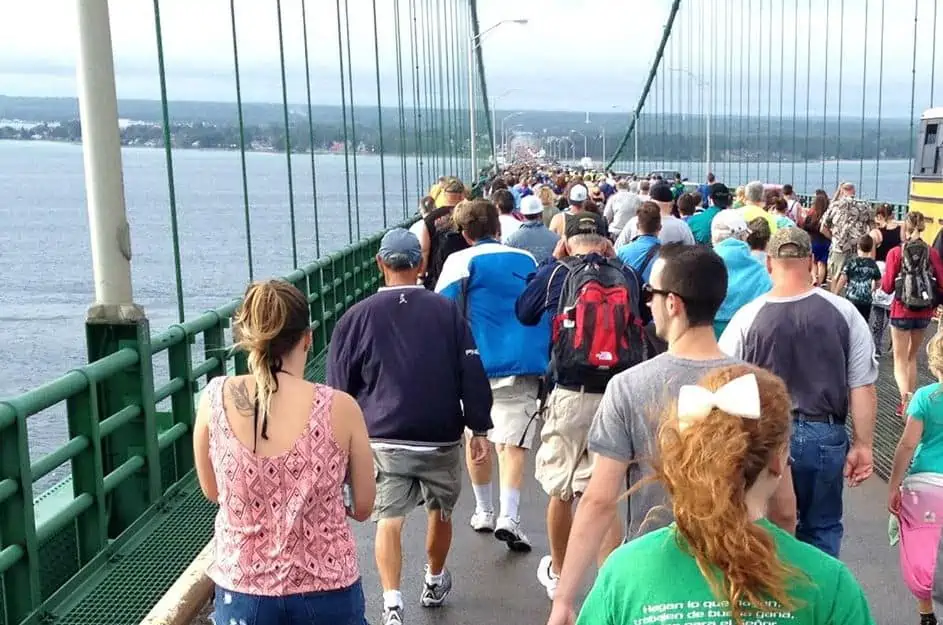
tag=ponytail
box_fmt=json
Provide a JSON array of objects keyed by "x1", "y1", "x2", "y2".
[
  {"x1": 648, "y1": 365, "x2": 799, "y2": 624},
  {"x1": 234, "y1": 280, "x2": 310, "y2": 451},
  {"x1": 904, "y1": 211, "x2": 926, "y2": 242}
]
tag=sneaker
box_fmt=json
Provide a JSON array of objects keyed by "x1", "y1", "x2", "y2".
[
  {"x1": 470, "y1": 510, "x2": 495, "y2": 532},
  {"x1": 536, "y1": 554, "x2": 559, "y2": 600},
  {"x1": 382, "y1": 605, "x2": 404, "y2": 625},
  {"x1": 494, "y1": 515, "x2": 532, "y2": 552},
  {"x1": 420, "y1": 566, "x2": 452, "y2": 607}
]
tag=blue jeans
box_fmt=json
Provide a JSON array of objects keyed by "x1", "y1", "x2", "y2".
[
  {"x1": 213, "y1": 579, "x2": 368, "y2": 625},
  {"x1": 790, "y1": 419, "x2": 848, "y2": 557}
]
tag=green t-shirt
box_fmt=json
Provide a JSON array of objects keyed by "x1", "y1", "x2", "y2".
[
  {"x1": 577, "y1": 520, "x2": 874, "y2": 625},
  {"x1": 907, "y1": 382, "x2": 943, "y2": 475},
  {"x1": 687, "y1": 206, "x2": 721, "y2": 245}
]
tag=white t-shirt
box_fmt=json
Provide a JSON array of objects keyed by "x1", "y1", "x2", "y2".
[
  {"x1": 409, "y1": 218, "x2": 427, "y2": 241},
  {"x1": 499, "y1": 214, "x2": 522, "y2": 242}
]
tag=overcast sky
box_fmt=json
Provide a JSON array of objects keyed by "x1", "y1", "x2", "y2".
[{"x1": 0, "y1": 0, "x2": 940, "y2": 116}]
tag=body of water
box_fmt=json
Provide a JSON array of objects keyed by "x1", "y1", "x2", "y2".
[{"x1": 0, "y1": 139, "x2": 914, "y2": 475}]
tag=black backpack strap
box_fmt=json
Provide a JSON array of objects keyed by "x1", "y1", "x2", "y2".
[{"x1": 637, "y1": 242, "x2": 662, "y2": 280}]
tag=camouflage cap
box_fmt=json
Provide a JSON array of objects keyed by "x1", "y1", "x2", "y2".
[{"x1": 767, "y1": 226, "x2": 812, "y2": 259}]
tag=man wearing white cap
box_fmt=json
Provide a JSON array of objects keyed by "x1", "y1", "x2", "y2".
[
  {"x1": 506, "y1": 196, "x2": 561, "y2": 264},
  {"x1": 549, "y1": 183, "x2": 594, "y2": 238},
  {"x1": 711, "y1": 210, "x2": 772, "y2": 338}
]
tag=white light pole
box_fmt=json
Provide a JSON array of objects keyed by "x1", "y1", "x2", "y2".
[
  {"x1": 76, "y1": 0, "x2": 143, "y2": 322},
  {"x1": 505, "y1": 123, "x2": 523, "y2": 158},
  {"x1": 634, "y1": 109, "x2": 640, "y2": 174},
  {"x1": 500, "y1": 112, "x2": 523, "y2": 157},
  {"x1": 668, "y1": 67, "x2": 711, "y2": 172},
  {"x1": 570, "y1": 130, "x2": 588, "y2": 160},
  {"x1": 469, "y1": 19, "x2": 528, "y2": 180},
  {"x1": 491, "y1": 88, "x2": 519, "y2": 167}
]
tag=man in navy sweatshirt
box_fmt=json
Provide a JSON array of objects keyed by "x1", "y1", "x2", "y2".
[{"x1": 326, "y1": 228, "x2": 492, "y2": 625}]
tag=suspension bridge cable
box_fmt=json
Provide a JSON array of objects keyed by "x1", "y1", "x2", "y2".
[
  {"x1": 371, "y1": 0, "x2": 388, "y2": 228},
  {"x1": 434, "y1": 0, "x2": 446, "y2": 172},
  {"x1": 836, "y1": 0, "x2": 844, "y2": 188},
  {"x1": 756, "y1": 0, "x2": 763, "y2": 182},
  {"x1": 725, "y1": 0, "x2": 732, "y2": 181},
  {"x1": 229, "y1": 0, "x2": 253, "y2": 279},
  {"x1": 858, "y1": 0, "x2": 869, "y2": 187},
  {"x1": 335, "y1": 0, "x2": 354, "y2": 243},
  {"x1": 275, "y1": 0, "x2": 298, "y2": 269},
  {"x1": 152, "y1": 0, "x2": 184, "y2": 323},
  {"x1": 907, "y1": 0, "x2": 919, "y2": 184},
  {"x1": 821, "y1": 0, "x2": 830, "y2": 190},
  {"x1": 778, "y1": 0, "x2": 785, "y2": 182},
  {"x1": 343, "y1": 0, "x2": 361, "y2": 240},
  {"x1": 746, "y1": 0, "x2": 753, "y2": 181},
  {"x1": 604, "y1": 0, "x2": 681, "y2": 170},
  {"x1": 792, "y1": 0, "x2": 798, "y2": 185},
  {"x1": 767, "y1": 0, "x2": 774, "y2": 182},
  {"x1": 738, "y1": 1, "x2": 745, "y2": 183},
  {"x1": 804, "y1": 0, "x2": 811, "y2": 192},
  {"x1": 408, "y1": 0, "x2": 423, "y2": 191},
  {"x1": 300, "y1": 0, "x2": 321, "y2": 258},
  {"x1": 875, "y1": 0, "x2": 885, "y2": 197},
  {"x1": 393, "y1": 0, "x2": 409, "y2": 218}
]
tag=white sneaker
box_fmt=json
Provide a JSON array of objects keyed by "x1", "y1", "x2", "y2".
[
  {"x1": 470, "y1": 510, "x2": 496, "y2": 532},
  {"x1": 494, "y1": 515, "x2": 532, "y2": 552},
  {"x1": 536, "y1": 555, "x2": 559, "y2": 600}
]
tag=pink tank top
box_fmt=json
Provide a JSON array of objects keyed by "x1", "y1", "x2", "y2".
[{"x1": 206, "y1": 376, "x2": 359, "y2": 595}]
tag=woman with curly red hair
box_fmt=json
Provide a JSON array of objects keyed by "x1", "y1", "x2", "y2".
[{"x1": 577, "y1": 365, "x2": 875, "y2": 625}]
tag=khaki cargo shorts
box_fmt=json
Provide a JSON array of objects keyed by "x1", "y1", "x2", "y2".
[
  {"x1": 827, "y1": 249, "x2": 848, "y2": 283},
  {"x1": 371, "y1": 445, "x2": 463, "y2": 521},
  {"x1": 488, "y1": 377, "x2": 541, "y2": 449},
  {"x1": 535, "y1": 387, "x2": 604, "y2": 501}
]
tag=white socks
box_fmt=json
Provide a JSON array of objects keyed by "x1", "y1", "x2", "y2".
[
  {"x1": 500, "y1": 487, "x2": 521, "y2": 521},
  {"x1": 472, "y1": 482, "x2": 494, "y2": 514},
  {"x1": 425, "y1": 569, "x2": 445, "y2": 586},
  {"x1": 383, "y1": 590, "x2": 403, "y2": 609}
]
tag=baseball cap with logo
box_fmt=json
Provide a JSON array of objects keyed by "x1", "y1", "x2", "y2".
[
  {"x1": 378, "y1": 228, "x2": 422, "y2": 268},
  {"x1": 519, "y1": 195, "x2": 544, "y2": 216},
  {"x1": 710, "y1": 210, "x2": 750, "y2": 242},
  {"x1": 767, "y1": 226, "x2": 812, "y2": 259},
  {"x1": 564, "y1": 212, "x2": 609, "y2": 238},
  {"x1": 568, "y1": 184, "x2": 589, "y2": 203},
  {"x1": 650, "y1": 181, "x2": 675, "y2": 203}
]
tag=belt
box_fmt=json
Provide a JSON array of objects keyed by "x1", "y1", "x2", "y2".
[{"x1": 793, "y1": 412, "x2": 844, "y2": 425}]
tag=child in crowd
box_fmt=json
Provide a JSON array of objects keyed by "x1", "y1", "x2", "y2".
[
  {"x1": 746, "y1": 217, "x2": 771, "y2": 268},
  {"x1": 834, "y1": 234, "x2": 881, "y2": 321},
  {"x1": 871, "y1": 260, "x2": 892, "y2": 358},
  {"x1": 889, "y1": 329, "x2": 943, "y2": 625}
]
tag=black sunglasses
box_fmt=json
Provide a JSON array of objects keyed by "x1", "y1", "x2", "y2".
[{"x1": 642, "y1": 284, "x2": 680, "y2": 303}]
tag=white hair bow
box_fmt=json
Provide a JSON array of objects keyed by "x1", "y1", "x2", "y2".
[{"x1": 677, "y1": 373, "x2": 762, "y2": 430}]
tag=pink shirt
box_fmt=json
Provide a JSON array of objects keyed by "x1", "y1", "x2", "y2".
[{"x1": 206, "y1": 376, "x2": 359, "y2": 595}]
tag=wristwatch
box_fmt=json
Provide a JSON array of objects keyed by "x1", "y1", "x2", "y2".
[{"x1": 471, "y1": 430, "x2": 488, "y2": 437}]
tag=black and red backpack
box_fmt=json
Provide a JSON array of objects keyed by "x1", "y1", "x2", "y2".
[{"x1": 547, "y1": 256, "x2": 646, "y2": 389}]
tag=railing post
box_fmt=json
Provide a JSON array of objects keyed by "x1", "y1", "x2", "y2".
[
  {"x1": 89, "y1": 323, "x2": 160, "y2": 536},
  {"x1": 307, "y1": 263, "x2": 328, "y2": 356},
  {"x1": 66, "y1": 382, "x2": 107, "y2": 565},
  {"x1": 0, "y1": 404, "x2": 41, "y2": 624},
  {"x1": 167, "y1": 327, "x2": 196, "y2": 480}
]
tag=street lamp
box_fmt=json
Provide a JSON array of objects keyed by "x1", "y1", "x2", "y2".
[
  {"x1": 500, "y1": 112, "x2": 523, "y2": 158},
  {"x1": 492, "y1": 88, "x2": 519, "y2": 169},
  {"x1": 469, "y1": 19, "x2": 528, "y2": 180},
  {"x1": 667, "y1": 67, "x2": 711, "y2": 172},
  {"x1": 570, "y1": 129, "x2": 588, "y2": 160}
]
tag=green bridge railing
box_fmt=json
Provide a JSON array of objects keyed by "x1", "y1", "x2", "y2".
[{"x1": 0, "y1": 228, "x2": 401, "y2": 625}]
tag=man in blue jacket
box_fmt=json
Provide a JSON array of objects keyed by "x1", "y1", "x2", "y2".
[
  {"x1": 436, "y1": 199, "x2": 549, "y2": 552},
  {"x1": 327, "y1": 228, "x2": 493, "y2": 623},
  {"x1": 514, "y1": 213, "x2": 643, "y2": 600}
]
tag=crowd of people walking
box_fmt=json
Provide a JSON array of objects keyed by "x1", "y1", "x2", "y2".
[{"x1": 191, "y1": 165, "x2": 943, "y2": 625}]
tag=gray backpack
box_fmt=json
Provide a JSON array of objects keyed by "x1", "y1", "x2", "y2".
[{"x1": 894, "y1": 240, "x2": 936, "y2": 310}]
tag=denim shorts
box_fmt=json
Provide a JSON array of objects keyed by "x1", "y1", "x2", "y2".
[
  {"x1": 213, "y1": 579, "x2": 368, "y2": 625},
  {"x1": 890, "y1": 317, "x2": 932, "y2": 331}
]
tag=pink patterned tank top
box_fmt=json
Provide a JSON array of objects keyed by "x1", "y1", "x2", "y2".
[{"x1": 205, "y1": 376, "x2": 359, "y2": 595}]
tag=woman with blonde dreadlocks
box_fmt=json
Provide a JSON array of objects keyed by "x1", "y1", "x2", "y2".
[
  {"x1": 577, "y1": 365, "x2": 874, "y2": 625},
  {"x1": 193, "y1": 279, "x2": 375, "y2": 625}
]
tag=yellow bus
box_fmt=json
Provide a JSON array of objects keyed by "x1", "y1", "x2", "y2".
[{"x1": 911, "y1": 107, "x2": 943, "y2": 244}]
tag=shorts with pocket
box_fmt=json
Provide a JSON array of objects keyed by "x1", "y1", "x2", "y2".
[
  {"x1": 890, "y1": 317, "x2": 932, "y2": 331},
  {"x1": 535, "y1": 387, "x2": 604, "y2": 501},
  {"x1": 489, "y1": 377, "x2": 541, "y2": 449},
  {"x1": 371, "y1": 445, "x2": 463, "y2": 521},
  {"x1": 826, "y1": 249, "x2": 848, "y2": 282}
]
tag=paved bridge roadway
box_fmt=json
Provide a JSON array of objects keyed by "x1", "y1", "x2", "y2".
[{"x1": 196, "y1": 333, "x2": 922, "y2": 624}]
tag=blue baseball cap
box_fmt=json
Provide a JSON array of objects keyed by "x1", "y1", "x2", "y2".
[{"x1": 378, "y1": 228, "x2": 422, "y2": 269}]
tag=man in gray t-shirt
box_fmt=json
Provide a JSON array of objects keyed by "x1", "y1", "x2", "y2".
[{"x1": 548, "y1": 244, "x2": 737, "y2": 625}]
